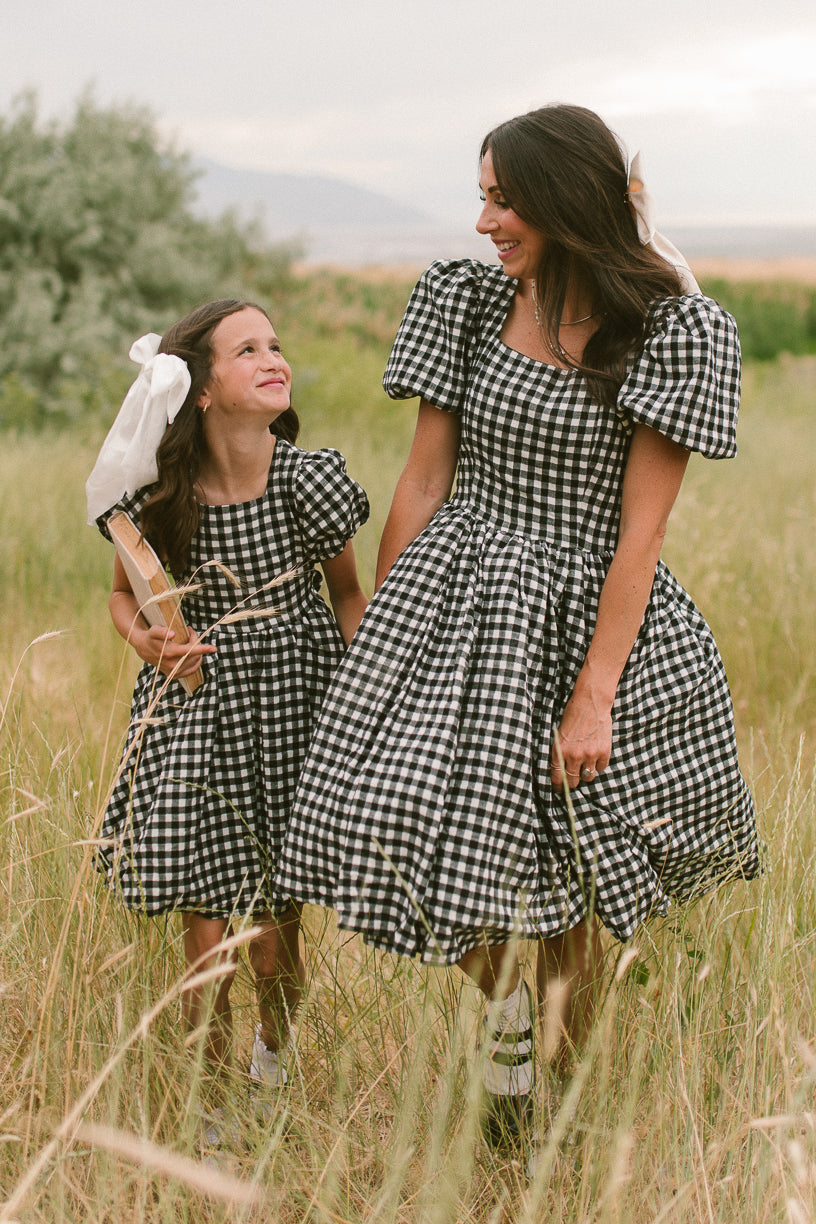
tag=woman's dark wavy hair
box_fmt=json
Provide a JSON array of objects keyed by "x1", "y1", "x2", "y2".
[
  {"x1": 139, "y1": 298, "x2": 299, "y2": 575},
  {"x1": 481, "y1": 104, "x2": 683, "y2": 406}
]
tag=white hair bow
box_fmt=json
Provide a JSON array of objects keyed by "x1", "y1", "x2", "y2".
[
  {"x1": 627, "y1": 152, "x2": 700, "y2": 295},
  {"x1": 85, "y1": 333, "x2": 191, "y2": 523}
]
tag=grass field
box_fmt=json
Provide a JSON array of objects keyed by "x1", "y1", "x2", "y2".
[{"x1": 1, "y1": 335, "x2": 814, "y2": 1221}]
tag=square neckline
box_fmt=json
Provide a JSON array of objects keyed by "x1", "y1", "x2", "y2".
[
  {"x1": 496, "y1": 336, "x2": 580, "y2": 374},
  {"x1": 492, "y1": 273, "x2": 579, "y2": 373},
  {"x1": 196, "y1": 437, "x2": 284, "y2": 511}
]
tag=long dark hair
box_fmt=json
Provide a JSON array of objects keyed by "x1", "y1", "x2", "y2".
[
  {"x1": 139, "y1": 299, "x2": 299, "y2": 575},
  {"x1": 481, "y1": 104, "x2": 683, "y2": 405}
]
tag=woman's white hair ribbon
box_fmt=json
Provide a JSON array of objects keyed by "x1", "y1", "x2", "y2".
[
  {"x1": 627, "y1": 152, "x2": 701, "y2": 295},
  {"x1": 85, "y1": 333, "x2": 191, "y2": 523}
]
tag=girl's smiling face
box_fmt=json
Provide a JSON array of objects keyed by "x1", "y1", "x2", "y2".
[
  {"x1": 199, "y1": 307, "x2": 292, "y2": 422},
  {"x1": 476, "y1": 149, "x2": 546, "y2": 281}
]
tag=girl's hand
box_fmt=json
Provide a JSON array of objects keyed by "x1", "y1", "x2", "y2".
[
  {"x1": 132, "y1": 625, "x2": 216, "y2": 677},
  {"x1": 550, "y1": 685, "x2": 613, "y2": 792},
  {"x1": 322, "y1": 542, "x2": 369, "y2": 646}
]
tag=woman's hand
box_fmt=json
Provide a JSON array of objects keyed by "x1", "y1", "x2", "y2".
[{"x1": 550, "y1": 682, "x2": 613, "y2": 791}]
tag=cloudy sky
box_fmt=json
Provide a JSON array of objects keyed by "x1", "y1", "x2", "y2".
[{"x1": 2, "y1": 0, "x2": 814, "y2": 229}]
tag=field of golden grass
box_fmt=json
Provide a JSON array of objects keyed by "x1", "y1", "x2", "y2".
[
  {"x1": 1, "y1": 326, "x2": 814, "y2": 1221},
  {"x1": 692, "y1": 256, "x2": 816, "y2": 285},
  {"x1": 294, "y1": 255, "x2": 816, "y2": 287}
]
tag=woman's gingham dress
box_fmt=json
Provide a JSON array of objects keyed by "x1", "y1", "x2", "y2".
[
  {"x1": 274, "y1": 259, "x2": 760, "y2": 963},
  {"x1": 96, "y1": 440, "x2": 368, "y2": 917}
]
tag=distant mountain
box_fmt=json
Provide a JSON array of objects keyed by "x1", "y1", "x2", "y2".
[
  {"x1": 192, "y1": 158, "x2": 816, "y2": 267},
  {"x1": 192, "y1": 158, "x2": 433, "y2": 235}
]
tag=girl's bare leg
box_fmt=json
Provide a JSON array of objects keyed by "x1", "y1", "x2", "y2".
[{"x1": 181, "y1": 913, "x2": 237, "y2": 1074}]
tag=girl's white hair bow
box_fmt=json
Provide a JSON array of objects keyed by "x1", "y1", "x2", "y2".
[
  {"x1": 85, "y1": 333, "x2": 191, "y2": 523},
  {"x1": 627, "y1": 152, "x2": 700, "y2": 295}
]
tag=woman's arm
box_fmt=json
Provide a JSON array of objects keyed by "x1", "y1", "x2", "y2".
[
  {"x1": 375, "y1": 399, "x2": 461, "y2": 589},
  {"x1": 322, "y1": 542, "x2": 369, "y2": 646},
  {"x1": 109, "y1": 553, "x2": 215, "y2": 677},
  {"x1": 550, "y1": 423, "x2": 690, "y2": 790}
]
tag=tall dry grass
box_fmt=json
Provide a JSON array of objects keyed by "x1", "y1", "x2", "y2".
[{"x1": 1, "y1": 348, "x2": 815, "y2": 1222}]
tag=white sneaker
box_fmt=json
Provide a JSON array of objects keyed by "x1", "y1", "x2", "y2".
[
  {"x1": 248, "y1": 1025, "x2": 290, "y2": 1123},
  {"x1": 199, "y1": 1106, "x2": 242, "y2": 1166},
  {"x1": 202, "y1": 1108, "x2": 225, "y2": 1150}
]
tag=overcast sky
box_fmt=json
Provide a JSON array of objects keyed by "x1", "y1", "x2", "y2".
[{"x1": 2, "y1": 0, "x2": 814, "y2": 229}]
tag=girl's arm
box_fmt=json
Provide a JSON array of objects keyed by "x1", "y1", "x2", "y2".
[
  {"x1": 375, "y1": 398, "x2": 461, "y2": 589},
  {"x1": 109, "y1": 553, "x2": 215, "y2": 678},
  {"x1": 322, "y1": 542, "x2": 369, "y2": 646},
  {"x1": 550, "y1": 423, "x2": 690, "y2": 790}
]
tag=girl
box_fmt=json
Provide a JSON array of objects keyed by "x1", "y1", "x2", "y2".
[
  {"x1": 86, "y1": 299, "x2": 369, "y2": 1144},
  {"x1": 273, "y1": 107, "x2": 760, "y2": 1148}
]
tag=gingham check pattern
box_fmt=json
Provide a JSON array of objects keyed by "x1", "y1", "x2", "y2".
[
  {"x1": 96, "y1": 441, "x2": 368, "y2": 916},
  {"x1": 274, "y1": 260, "x2": 759, "y2": 962}
]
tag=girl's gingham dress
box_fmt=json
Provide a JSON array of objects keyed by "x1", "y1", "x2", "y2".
[
  {"x1": 96, "y1": 440, "x2": 368, "y2": 917},
  {"x1": 274, "y1": 259, "x2": 760, "y2": 963}
]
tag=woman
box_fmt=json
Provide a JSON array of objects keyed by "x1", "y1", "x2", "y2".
[{"x1": 274, "y1": 105, "x2": 759, "y2": 1146}]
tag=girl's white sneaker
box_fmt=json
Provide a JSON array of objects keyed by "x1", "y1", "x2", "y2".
[{"x1": 248, "y1": 1025, "x2": 290, "y2": 1123}]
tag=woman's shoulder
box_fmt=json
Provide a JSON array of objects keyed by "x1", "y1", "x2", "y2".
[
  {"x1": 399, "y1": 258, "x2": 510, "y2": 340},
  {"x1": 645, "y1": 292, "x2": 739, "y2": 345},
  {"x1": 417, "y1": 257, "x2": 506, "y2": 300},
  {"x1": 383, "y1": 257, "x2": 510, "y2": 408},
  {"x1": 620, "y1": 293, "x2": 741, "y2": 459},
  {"x1": 640, "y1": 291, "x2": 741, "y2": 382}
]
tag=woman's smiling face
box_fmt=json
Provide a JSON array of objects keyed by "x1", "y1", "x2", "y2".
[{"x1": 476, "y1": 148, "x2": 546, "y2": 281}]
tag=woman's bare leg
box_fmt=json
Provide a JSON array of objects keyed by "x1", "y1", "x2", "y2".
[
  {"x1": 247, "y1": 904, "x2": 305, "y2": 1051},
  {"x1": 458, "y1": 940, "x2": 519, "y2": 1000},
  {"x1": 458, "y1": 940, "x2": 535, "y2": 1147},
  {"x1": 536, "y1": 917, "x2": 603, "y2": 1072}
]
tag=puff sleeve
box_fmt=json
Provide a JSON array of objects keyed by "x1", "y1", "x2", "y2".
[
  {"x1": 95, "y1": 484, "x2": 154, "y2": 543},
  {"x1": 382, "y1": 259, "x2": 489, "y2": 413},
  {"x1": 292, "y1": 448, "x2": 369, "y2": 563},
  {"x1": 617, "y1": 295, "x2": 741, "y2": 458}
]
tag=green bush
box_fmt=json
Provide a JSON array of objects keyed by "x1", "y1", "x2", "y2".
[
  {"x1": 701, "y1": 277, "x2": 816, "y2": 361},
  {"x1": 0, "y1": 91, "x2": 293, "y2": 426}
]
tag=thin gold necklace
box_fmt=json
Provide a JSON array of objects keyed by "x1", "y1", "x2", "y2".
[{"x1": 531, "y1": 284, "x2": 596, "y2": 328}]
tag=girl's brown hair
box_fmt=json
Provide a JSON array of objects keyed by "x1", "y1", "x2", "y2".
[
  {"x1": 481, "y1": 104, "x2": 683, "y2": 405},
  {"x1": 139, "y1": 299, "x2": 299, "y2": 575}
]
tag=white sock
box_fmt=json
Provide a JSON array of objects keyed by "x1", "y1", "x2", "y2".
[{"x1": 483, "y1": 978, "x2": 535, "y2": 1097}]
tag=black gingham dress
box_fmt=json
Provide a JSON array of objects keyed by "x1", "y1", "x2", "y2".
[
  {"x1": 273, "y1": 259, "x2": 759, "y2": 963},
  {"x1": 96, "y1": 440, "x2": 368, "y2": 917}
]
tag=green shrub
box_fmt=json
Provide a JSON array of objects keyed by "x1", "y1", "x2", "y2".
[
  {"x1": 701, "y1": 277, "x2": 816, "y2": 361},
  {"x1": 0, "y1": 91, "x2": 293, "y2": 407}
]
